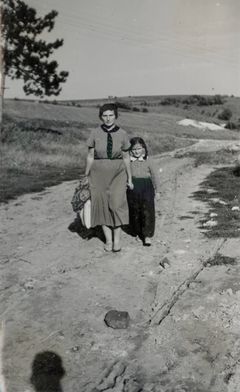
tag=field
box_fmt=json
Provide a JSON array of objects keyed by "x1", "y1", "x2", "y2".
[{"x1": 1, "y1": 95, "x2": 240, "y2": 203}]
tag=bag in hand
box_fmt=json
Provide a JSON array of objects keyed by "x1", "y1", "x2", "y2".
[
  {"x1": 80, "y1": 199, "x2": 91, "y2": 229},
  {"x1": 71, "y1": 175, "x2": 90, "y2": 213}
]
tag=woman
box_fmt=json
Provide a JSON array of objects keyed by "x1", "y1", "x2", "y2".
[{"x1": 85, "y1": 103, "x2": 133, "y2": 252}]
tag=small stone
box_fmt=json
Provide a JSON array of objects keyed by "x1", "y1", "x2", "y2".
[
  {"x1": 71, "y1": 345, "x2": 80, "y2": 352},
  {"x1": 206, "y1": 189, "x2": 216, "y2": 194},
  {"x1": 210, "y1": 212, "x2": 218, "y2": 217},
  {"x1": 23, "y1": 279, "x2": 36, "y2": 290},
  {"x1": 174, "y1": 249, "x2": 187, "y2": 255},
  {"x1": 159, "y1": 257, "x2": 171, "y2": 268},
  {"x1": 203, "y1": 220, "x2": 218, "y2": 227},
  {"x1": 123, "y1": 378, "x2": 142, "y2": 392},
  {"x1": 58, "y1": 267, "x2": 66, "y2": 274},
  {"x1": 219, "y1": 200, "x2": 227, "y2": 205},
  {"x1": 192, "y1": 306, "x2": 205, "y2": 319},
  {"x1": 0, "y1": 256, "x2": 10, "y2": 265},
  {"x1": 104, "y1": 310, "x2": 130, "y2": 329}
]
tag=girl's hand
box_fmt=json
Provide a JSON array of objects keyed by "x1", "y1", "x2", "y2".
[
  {"x1": 127, "y1": 180, "x2": 134, "y2": 190},
  {"x1": 155, "y1": 192, "x2": 161, "y2": 201}
]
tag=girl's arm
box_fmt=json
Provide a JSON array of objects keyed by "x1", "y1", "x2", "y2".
[
  {"x1": 122, "y1": 151, "x2": 134, "y2": 189},
  {"x1": 85, "y1": 147, "x2": 95, "y2": 176}
]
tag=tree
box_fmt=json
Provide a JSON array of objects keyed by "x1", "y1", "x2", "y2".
[
  {"x1": 0, "y1": 0, "x2": 69, "y2": 126},
  {"x1": 218, "y1": 108, "x2": 232, "y2": 121}
]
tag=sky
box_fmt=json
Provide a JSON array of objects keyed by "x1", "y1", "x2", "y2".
[{"x1": 5, "y1": 0, "x2": 240, "y2": 100}]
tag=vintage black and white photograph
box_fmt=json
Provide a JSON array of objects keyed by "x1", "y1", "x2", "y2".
[{"x1": 1, "y1": 0, "x2": 240, "y2": 391}]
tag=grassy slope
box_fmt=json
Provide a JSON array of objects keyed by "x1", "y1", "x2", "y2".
[
  {"x1": 1, "y1": 97, "x2": 239, "y2": 203},
  {"x1": 193, "y1": 166, "x2": 240, "y2": 238},
  {"x1": 60, "y1": 94, "x2": 240, "y2": 124}
]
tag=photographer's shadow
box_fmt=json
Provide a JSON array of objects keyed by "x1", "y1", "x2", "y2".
[
  {"x1": 68, "y1": 213, "x2": 105, "y2": 243},
  {"x1": 30, "y1": 351, "x2": 65, "y2": 392}
]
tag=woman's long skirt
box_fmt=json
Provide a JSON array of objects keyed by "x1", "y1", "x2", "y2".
[
  {"x1": 89, "y1": 159, "x2": 129, "y2": 227},
  {"x1": 127, "y1": 177, "x2": 155, "y2": 238}
]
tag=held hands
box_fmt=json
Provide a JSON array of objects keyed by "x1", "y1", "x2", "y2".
[{"x1": 127, "y1": 179, "x2": 134, "y2": 190}]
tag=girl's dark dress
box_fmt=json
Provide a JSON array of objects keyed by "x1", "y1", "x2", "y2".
[{"x1": 127, "y1": 157, "x2": 160, "y2": 238}]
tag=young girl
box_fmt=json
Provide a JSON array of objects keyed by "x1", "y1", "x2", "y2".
[{"x1": 127, "y1": 137, "x2": 160, "y2": 246}]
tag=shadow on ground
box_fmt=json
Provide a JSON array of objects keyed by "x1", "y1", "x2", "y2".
[
  {"x1": 68, "y1": 213, "x2": 105, "y2": 242},
  {"x1": 30, "y1": 351, "x2": 65, "y2": 392}
]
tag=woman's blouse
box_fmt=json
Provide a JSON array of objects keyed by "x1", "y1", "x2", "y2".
[
  {"x1": 86, "y1": 126, "x2": 130, "y2": 159},
  {"x1": 130, "y1": 157, "x2": 161, "y2": 192}
]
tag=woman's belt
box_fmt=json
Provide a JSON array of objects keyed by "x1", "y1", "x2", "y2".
[{"x1": 94, "y1": 157, "x2": 122, "y2": 160}]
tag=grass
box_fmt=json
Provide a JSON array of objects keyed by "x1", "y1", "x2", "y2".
[
  {"x1": 204, "y1": 253, "x2": 237, "y2": 267},
  {"x1": 177, "y1": 150, "x2": 238, "y2": 167},
  {"x1": 0, "y1": 119, "x2": 88, "y2": 202},
  {"x1": 192, "y1": 166, "x2": 240, "y2": 238}
]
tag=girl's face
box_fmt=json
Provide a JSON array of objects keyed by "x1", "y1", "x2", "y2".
[
  {"x1": 131, "y1": 143, "x2": 144, "y2": 159},
  {"x1": 101, "y1": 110, "x2": 116, "y2": 127}
]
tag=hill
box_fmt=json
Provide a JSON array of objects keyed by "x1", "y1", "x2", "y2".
[{"x1": 1, "y1": 97, "x2": 239, "y2": 203}]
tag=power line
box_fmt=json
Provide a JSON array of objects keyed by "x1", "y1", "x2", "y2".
[{"x1": 26, "y1": 0, "x2": 240, "y2": 68}]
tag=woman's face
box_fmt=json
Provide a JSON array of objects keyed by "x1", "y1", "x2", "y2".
[{"x1": 101, "y1": 110, "x2": 116, "y2": 127}]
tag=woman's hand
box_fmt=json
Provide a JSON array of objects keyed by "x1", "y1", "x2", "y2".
[{"x1": 127, "y1": 180, "x2": 134, "y2": 190}]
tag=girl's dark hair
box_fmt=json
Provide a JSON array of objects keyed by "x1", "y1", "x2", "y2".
[
  {"x1": 99, "y1": 103, "x2": 118, "y2": 119},
  {"x1": 129, "y1": 137, "x2": 148, "y2": 160}
]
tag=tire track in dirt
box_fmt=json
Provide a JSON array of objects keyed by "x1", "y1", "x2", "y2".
[
  {"x1": 83, "y1": 159, "x2": 220, "y2": 392},
  {"x1": 149, "y1": 237, "x2": 227, "y2": 326}
]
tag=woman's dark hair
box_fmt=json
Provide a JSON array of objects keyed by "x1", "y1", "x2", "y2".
[
  {"x1": 99, "y1": 103, "x2": 118, "y2": 119},
  {"x1": 129, "y1": 137, "x2": 148, "y2": 160}
]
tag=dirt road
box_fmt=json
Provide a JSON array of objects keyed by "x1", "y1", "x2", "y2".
[{"x1": 1, "y1": 147, "x2": 240, "y2": 392}]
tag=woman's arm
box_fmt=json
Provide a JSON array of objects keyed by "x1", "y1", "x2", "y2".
[
  {"x1": 148, "y1": 158, "x2": 161, "y2": 194},
  {"x1": 85, "y1": 147, "x2": 95, "y2": 176},
  {"x1": 122, "y1": 151, "x2": 134, "y2": 189}
]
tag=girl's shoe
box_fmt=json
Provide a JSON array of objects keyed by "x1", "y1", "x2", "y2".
[
  {"x1": 113, "y1": 247, "x2": 121, "y2": 253},
  {"x1": 144, "y1": 237, "x2": 152, "y2": 246},
  {"x1": 113, "y1": 242, "x2": 121, "y2": 252},
  {"x1": 104, "y1": 242, "x2": 112, "y2": 252}
]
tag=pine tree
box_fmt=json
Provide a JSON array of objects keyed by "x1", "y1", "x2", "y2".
[
  {"x1": 0, "y1": 0, "x2": 69, "y2": 128},
  {"x1": 2, "y1": 0, "x2": 68, "y2": 97}
]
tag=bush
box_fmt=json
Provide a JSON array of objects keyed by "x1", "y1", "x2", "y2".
[
  {"x1": 218, "y1": 108, "x2": 232, "y2": 121},
  {"x1": 213, "y1": 95, "x2": 224, "y2": 105},
  {"x1": 142, "y1": 108, "x2": 148, "y2": 113},
  {"x1": 132, "y1": 107, "x2": 140, "y2": 112},
  {"x1": 115, "y1": 101, "x2": 132, "y2": 110},
  {"x1": 161, "y1": 97, "x2": 178, "y2": 105},
  {"x1": 225, "y1": 121, "x2": 237, "y2": 130}
]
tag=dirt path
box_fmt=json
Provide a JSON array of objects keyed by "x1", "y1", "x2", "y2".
[{"x1": 1, "y1": 150, "x2": 240, "y2": 392}]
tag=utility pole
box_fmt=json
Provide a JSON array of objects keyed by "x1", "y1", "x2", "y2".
[{"x1": 0, "y1": 0, "x2": 5, "y2": 132}]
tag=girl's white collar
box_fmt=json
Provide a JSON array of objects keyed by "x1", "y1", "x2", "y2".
[{"x1": 130, "y1": 156, "x2": 145, "y2": 162}]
